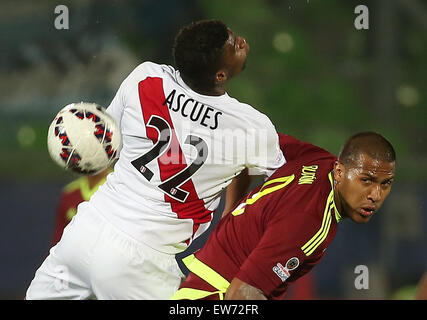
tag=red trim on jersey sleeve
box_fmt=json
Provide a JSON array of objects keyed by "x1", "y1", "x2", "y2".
[{"x1": 138, "y1": 77, "x2": 212, "y2": 243}]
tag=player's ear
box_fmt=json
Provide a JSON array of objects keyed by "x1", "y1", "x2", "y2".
[
  {"x1": 333, "y1": 161, "x2": 345, "y2": 184},
  {"x1": 214, "y1": 69, "x2": 228, "y2": 85}
]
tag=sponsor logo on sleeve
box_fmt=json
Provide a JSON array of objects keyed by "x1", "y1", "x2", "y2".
[{"x1": 272, "y1": 257, "x2": 299, "y2": 282}]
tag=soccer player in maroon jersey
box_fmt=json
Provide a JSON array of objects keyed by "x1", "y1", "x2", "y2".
[{"x1": 172, "y1": 131, "x2": 396, "y2": 300}]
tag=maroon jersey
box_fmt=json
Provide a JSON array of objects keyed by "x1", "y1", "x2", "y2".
[
  {"x1": 177, "y1": 133, "x2": 342, "y2": 300},
  {"x1": 52, "y1": 175, "x2": 108, "y2": 246}
]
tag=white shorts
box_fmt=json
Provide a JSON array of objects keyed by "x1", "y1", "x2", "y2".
[{"x1": 26, "y1": 202, "x2": 185, "y2": 300}]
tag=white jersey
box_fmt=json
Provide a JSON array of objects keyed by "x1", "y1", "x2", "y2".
[{"x1": 90, "y1": 61, "x2": 285, "y2": 254}]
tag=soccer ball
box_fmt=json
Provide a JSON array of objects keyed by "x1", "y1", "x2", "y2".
[{"x1": 47, "y1": 102, "x2": 121, "y2": 175}]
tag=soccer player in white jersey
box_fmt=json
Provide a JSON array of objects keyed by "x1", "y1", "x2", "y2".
[{"x1": 26, "y1": 20, "x2": 285, "y2": 300}]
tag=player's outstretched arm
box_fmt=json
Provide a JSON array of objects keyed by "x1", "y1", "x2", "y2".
[
  {"x1": 225, "y1": 277, "x2": 267, "y2": 300},
  {"x1": 222, "y1": 168, "x2": 255, "y2": 217}
]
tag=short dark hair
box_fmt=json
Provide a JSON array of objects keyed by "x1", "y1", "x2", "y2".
[
  {"x1": 173, "y1": 19, "x2": 229, "y2": 90},
  {"x1": 338, "y1": 131, "x2": 396, "y2": 167}
]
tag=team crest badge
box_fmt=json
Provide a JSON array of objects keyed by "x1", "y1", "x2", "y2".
[{"x1": 286, "y1": 257, "x2": 299, "y2": 270}]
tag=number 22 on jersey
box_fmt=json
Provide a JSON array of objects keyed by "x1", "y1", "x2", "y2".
[{"x1": 131, "y1": 115, "x2": 208, "y2": 202}]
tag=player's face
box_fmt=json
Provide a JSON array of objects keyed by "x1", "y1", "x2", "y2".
[
  {"x1": 221, "y1": 29, "x2": 250, "y2": 78},
  {"x1": 334, "y1": 153, "x2": 395, "y2": 224}
]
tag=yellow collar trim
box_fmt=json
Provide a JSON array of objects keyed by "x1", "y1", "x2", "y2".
[{"x1": 328, "y1": 171, "x2": 342, "y2": 223}]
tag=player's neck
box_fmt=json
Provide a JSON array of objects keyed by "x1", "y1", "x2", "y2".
[
  {"x1": 198, "y1": 86, "x2": 225, "y2": 96},
  {"x1": 199, "y1": 87, "x2": 225, "y2": 96},
  {"x1": 332, "y1": 176, "x2": 345, "y2": 219},
  {"x1": 183, "y1": 76, "x2": 226, "y2": 96}
]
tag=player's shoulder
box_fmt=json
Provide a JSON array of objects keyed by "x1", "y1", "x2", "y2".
[
  {"x1": 268, "y1": 153, "x2": 335, "y2": 209},
  {"x1": 257, "y1": 161, "x2": 334, "y2": 245},
  {"x1": 128, "y1": 61, "x2": 176, "y2": 79},
  {"x1": 279, "y1": 133, "x2": 336, "y2": 162},
  {"x1": 273, "y1": 155, "x2": 334, "y2": 185},
  {"x1": 290, "y1": 158, "x2": 336, "y2": 225},
  {"x1": 118, "y1": 62, "x2": 176, "y2": 94},
  {"x1": 227, "y1": 100, "x2": 275, "y2": 128},
  {"x1": 234, "y1": 100, "x2": 269, "y2": 119}
]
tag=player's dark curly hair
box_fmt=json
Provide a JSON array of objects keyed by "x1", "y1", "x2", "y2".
[{"x1": 173, "y1": 20, "x2": 229, "y2": 90}]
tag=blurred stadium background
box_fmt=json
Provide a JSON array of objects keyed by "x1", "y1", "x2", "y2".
[{"x1": 0, "y1": 0, "x2": 426, "y2": 299}]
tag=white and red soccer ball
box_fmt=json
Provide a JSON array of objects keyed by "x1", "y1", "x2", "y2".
[{"x1": 47, "y1": 102, "x2": 121, "y2": 175}]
